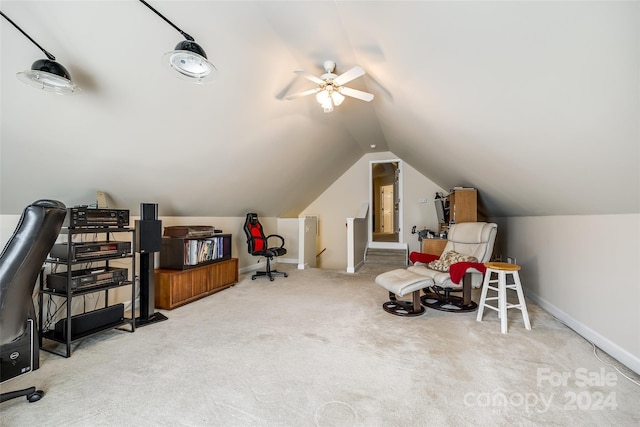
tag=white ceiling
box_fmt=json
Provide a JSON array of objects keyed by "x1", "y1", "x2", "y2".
[{"x1": 1, "y1": 1, "x2": 638, "y2": 217}]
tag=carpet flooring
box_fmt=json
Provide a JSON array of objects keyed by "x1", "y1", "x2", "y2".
[{"x1": 1, "y1": 263, "x2": 639, "y2": 426}]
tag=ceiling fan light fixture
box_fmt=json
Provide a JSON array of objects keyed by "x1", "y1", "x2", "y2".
[
  {"x1": 316, "y1": 89, "x2": 330, "y2": 105},
  {"x1": 316, "y1": 89, "x2": 336, "y2": 113},
  {"x1": 163, "y1": 40, "x2": 217, "y2": 83},
  {"x1": 17, "y1": 59, "x2": 78, "y2": 94},
  {"x1": 287, "y1": 60, "x2": 374, "y2": 112},
  {"x1": 331, "y1": 90, "x2": 345, "y2": 106}
]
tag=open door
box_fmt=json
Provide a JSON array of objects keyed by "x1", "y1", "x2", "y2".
[
  {"x1": 369, "y1": 160, "x2": 404, "y2": 249},
  {"x1": 380, "y1": 184, "x2": 393, "y2": 234}
]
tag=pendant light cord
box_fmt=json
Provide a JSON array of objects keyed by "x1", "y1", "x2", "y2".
[
  {"x1": 0, "y1": 10, "x2": 56, "y2": 60},
  {"x1": 138, "y1": 0, "x2": 195, "y2": 42}
]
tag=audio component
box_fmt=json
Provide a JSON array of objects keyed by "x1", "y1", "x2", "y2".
[
  {"x1": 50, "y1": 241, "x2": 131, "y2": 261},
  {"x1": 136, "y1": 202, "x2": 168, "y2": 327},
  {"x1": 140, "y1": 202, "x2": 158, "y2": 220},
  {"x1": 64, "y1": 207, "x2": 129, "y2": 228},
  {"x1": 163, "y1": 225, "x2": 216, "y2": 238},
  {"x1": 136, "y1": 220, "x2": 162, "y2": 253},
  {"x1": 54, "y1": 304, "x2": 125, "y2": 340},
  {"x1": 47, "y1": 267, "x2": 128, "y2": 293}
]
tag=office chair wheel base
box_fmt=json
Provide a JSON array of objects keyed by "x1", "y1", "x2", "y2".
[
  {"x1": 27, "y1": 389, "x2": 44, "y2": 402},
  {"x1": 1, "y1": 387, "x2": 44, "y2": 403},
  {"x1": 420, "y1": 291, "x2": 478, "y2": 313},
  {"x1": 252, "y1": 270, "x2": 288, "y2": 281}
]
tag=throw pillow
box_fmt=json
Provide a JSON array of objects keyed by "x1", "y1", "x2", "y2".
[{"x1": 427, "y1": 250, "x2": 478, "y2": 272}]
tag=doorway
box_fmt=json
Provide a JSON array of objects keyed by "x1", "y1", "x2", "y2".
[{"x1": 369, "y1": 160, "x2": 403, "y2": 248}]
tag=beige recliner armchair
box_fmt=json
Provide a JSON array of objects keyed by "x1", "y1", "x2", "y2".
[{"x1": 375, "y1": 222, "x2": 497, "y2": 316}]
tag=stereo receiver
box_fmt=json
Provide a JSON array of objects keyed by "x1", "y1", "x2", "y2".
[
  {"x1": 50, "y1": 241, "x2": 132, "y2": 261},
  {"x1": 47, "y1": 267, "x2": 129, "y2": 292},
  {"x1": 64, "y1": 207, "x2": 130, "y2": 228}
]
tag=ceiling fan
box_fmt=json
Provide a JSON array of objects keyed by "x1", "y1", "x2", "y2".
[{"x1": 285, "y1": 60, "x2": 374, "y2": 112}]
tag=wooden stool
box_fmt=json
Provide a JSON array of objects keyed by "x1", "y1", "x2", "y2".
[{"x1": 476, "y1": 262, "x2": 531, "y2": 334}]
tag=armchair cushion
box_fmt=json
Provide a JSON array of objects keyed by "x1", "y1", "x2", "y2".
[{"x1": 426, "y1": 250, "x2": 478, "y2": 272}]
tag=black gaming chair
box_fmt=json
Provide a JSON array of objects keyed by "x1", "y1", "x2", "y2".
[
  {"x1": 243, "y1": 213, "x2": 288, "y2": 281},
  {"x1": 1, "y1": 199, "x2": 66, "y2": 404}
]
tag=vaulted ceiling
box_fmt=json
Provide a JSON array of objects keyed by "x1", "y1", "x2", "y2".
[{"x1": 1, "y1": 1, "x2": 638, "y2": 217}]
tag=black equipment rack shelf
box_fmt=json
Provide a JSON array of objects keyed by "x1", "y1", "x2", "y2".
[{"x1": 39, "y1": 226, "x2": 136, "y2": 358}]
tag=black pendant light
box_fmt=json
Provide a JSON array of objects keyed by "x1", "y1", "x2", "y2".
[
  {"x1": 0, "y1": 11, "x2": 79, "y2": 94},
  {"x1": 139, "y1": 0, "x2": 217, "y2": 84}
]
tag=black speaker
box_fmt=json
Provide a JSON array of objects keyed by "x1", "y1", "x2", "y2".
[
  {"x1": 54, "y1": 304, "x2": 124, "y2": 340},
  {"x1": 136, "y1": 202, "x2": 168, "y2": 326},
  {"x1": 135, "y1": 220, "x2": 162, "y2": 253},
  {"x1": 140, "y1": 203, "x2": 158, "y2": 220}
]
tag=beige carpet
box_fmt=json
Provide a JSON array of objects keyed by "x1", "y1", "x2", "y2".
[{"x1": 2, "y1": 263, "x2": 639, "y2": 426}]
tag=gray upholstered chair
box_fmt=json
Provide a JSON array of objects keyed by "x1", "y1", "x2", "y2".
[
  {"x1": 375, "y1": 222, "x2": 497, "y2": 316},
  {"x1": 0, "y1": 200, "x2": 66, "y2": 403}
]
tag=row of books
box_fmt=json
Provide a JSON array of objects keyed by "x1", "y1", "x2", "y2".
[{"x1": 184, "y1": 237, "x2": 226, "y2": 266}]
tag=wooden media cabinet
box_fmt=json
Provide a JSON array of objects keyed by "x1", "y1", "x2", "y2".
[{"x1": 154, "y1": 258, "x2": 238, "y2": 310}]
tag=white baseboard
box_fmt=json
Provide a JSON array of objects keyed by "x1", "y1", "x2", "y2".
[
  {"x1": 528, "y1": 291, "x2": 640, "y2": 375},
  {"x1": 347, "y1": 260, "x2": 364, "y2": 273},
  {"x1": 239, "y1": 263, "x2": 261, "y2": 275}
]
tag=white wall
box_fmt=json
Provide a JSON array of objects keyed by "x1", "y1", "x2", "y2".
[
  {"x1": 346, "y1": 217, "x2": 368, "y2": 273},
  {"x1": 298, "y1": 216, "x2": 318, "y2": 269},
  {"x1": 301, "y1": 151, "x2": 446, "y2": 270},
  {"x1": 493, "y1": 214, "x2": 640, "y2": 374},
  {"x1": 276, "y1": 218, "x2": 299, "y2": 264}
]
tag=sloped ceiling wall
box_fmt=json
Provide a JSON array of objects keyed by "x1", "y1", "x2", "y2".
[{"x1": 1, "y1": 1, "x2": 638, "y2": 217}]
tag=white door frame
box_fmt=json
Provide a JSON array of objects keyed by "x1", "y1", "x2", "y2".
[{"x1": 369, "y1": 159, "x2": 405, "y2": 249}]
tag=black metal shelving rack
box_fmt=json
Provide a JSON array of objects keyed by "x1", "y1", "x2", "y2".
[{"x1": 38, "y1": 226, "x2": 136, "y2": 358}]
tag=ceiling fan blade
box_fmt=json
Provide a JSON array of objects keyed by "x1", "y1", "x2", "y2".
[
  {"x1": 294, "y1": 70, "x2": 325, "y2": 85},
  {"x1": 333, "y1": 66, "x2": 366, "y2": 86},
  {"x1": 285, "y1": 87, "x2": 320, "y2": 100},
  {"x1": 339, "y1": 86, "x2": 374, "y2": 102}
]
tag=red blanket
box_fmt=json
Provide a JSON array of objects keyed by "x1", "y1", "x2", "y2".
[
  {"x1": 409, "y1": 251, "x2": 485, "y2": 284},
  {"x1": 449, "y1": 262, "x2": 486, "y2": 284},
  {"x1": 409, "y1": 251, "x2": 439, "y2": 264}
]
